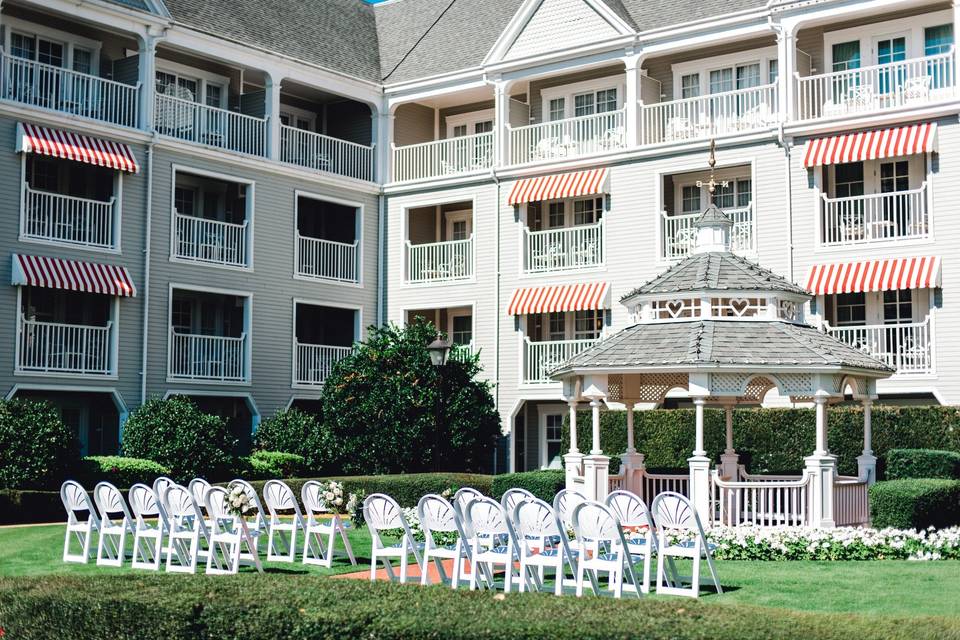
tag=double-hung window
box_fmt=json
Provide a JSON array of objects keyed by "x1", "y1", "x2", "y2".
[
  {"x1": 549, "y1": 98, "x2": 566, "y2": 121},
  {"x1": 573, "y1": 88, "x2": 617, "y2": 117},
  {"x1": 834, "y1": 292, "x2": 866, "y2": 326},
  {"x1": 883, "y1": 289, "x2": 912, "y2": 325},
  {"x1": 574, "y1": 310, "x2": 602, "y2": 340},
  {"x1": 452, "y1": 315, "x2": 473, "y2": 345},
  {"x1": 680, "y1": 74, "x2": 700, "y2": 99},
  {"x1": 681, "y1": 185, "x2": 701, "y2": 213},
  {"x1": 834, "y1": 162, "x2": 865, "y2": 198},
  {"x1": 548, "y1": 202, "x2": 565, "y2": 228},
  {"x1": 573, "y1": 198, "x2": 603, "y2": 225}
]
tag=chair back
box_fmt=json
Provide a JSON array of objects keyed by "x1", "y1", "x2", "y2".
[
  {"x1": 153, "y1": 476, "x2": 175, "y2": 500},
  {"x1": 606, "y1": 490, "x2": 654, "y2": 530},
  {"x1": 452, "y1": 487, "x2": 483, "y2": 520},
  {"x1": 553, "y1": 489, "x2": 586, "y2": 531},
  {"x1": 466, "y1": 496, "x2": 510, "y2": 538},
  {"x1": 500, "y1": 488, "x2": 534, "y2": 516},
  {"x1": 93, "y1": 482, "x2": 133, "y2": 528},
  {"x1": 417, "y1": 494, "x2": 461, "y2": 538},
  {"x1": 572, "y1": 500, "x2": 622, "y2": 545},
  {"x1": 227, "y1": 479, "x2": 268, "y2": 530},
  {"x1": 511, "y1": 497, "x2": 560, "y2": 540},
  {"x1": 263, "y1": 480, "x2": 305, "y2": 528},
  {"x1": 129, "y1": 483, "x2": 167, "y2": 529},
  {"x1": 163, "y1": 484, "x2": 209, "y2": 539},
  {"x1": 188, "y1": 478, "x2": 212, "y2": 510},
  {"x1": 60, "y1": 480, "x2": 100, "y2": 529},
  {"x1": 300, "y1": 480, "x2": 328, "y2": 518},
  {"x1": 363, "y1": 493, "x2": 405, "y2": 531},
  {"x1": 205, "y1": 486, "x2": 240, "y2": 536},
  {"x1": 650, "y1": 491, "x2": 697, "y2": 532}
]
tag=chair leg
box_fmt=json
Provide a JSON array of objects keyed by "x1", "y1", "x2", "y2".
[
  {"x1": 575, "y1": 563, "x2": 585, "y2": 597},
  {"x1": 399, "y1": 550, "x2": 409, "y2": 584},
  {"x1": 420, "y1": 549, "x2": 432, "y2": 586},
  {"x1": 369, "y1": 550, "x2": 378, "y2": 581},
  {"x1": 705, "y1": 550, "x2": 723, "y2": 594}
]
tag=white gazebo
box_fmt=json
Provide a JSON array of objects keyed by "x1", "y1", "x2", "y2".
[{"x1": 551, "y1": 199, "x2": 893, "y2": 529}]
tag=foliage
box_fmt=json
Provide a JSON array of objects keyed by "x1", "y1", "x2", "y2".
[
  {"x1": 120, "y1": 396, "x2": 237, "y2": 482},
  {"x1": 869, "y1": 479, "x2": 960, "y2": 529},
  {"x1": 253, "y1": 409, "x2": 333, "y2": 473},
  {"x1": 320, "y1": 319, "x2": 500, "y2": 475},
  {"x1": 75, "y1": 456, "x2": 170, "y2": 489},
  {"x1": 237, "y1": 451, "x2": 308, "y2": 480},
  {"x1": 0, "y1": 399, "x2": 78, "y2": 490},
  {"x1": 491, "y1": 470, "x2": 566, "y2": 502},
  {"x1": 346, "y1": 489, "x2": 365, "y2": 528},
  {"x1": 886, "y1": 449, "x2": 960, "y2": 481}
]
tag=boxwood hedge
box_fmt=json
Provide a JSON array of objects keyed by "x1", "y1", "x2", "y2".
[
  {"x1": 75, "y1": 456, "x2": 170, "y2": 489},
  {"x1": 491, "y1": 470, "x2": 566, "y2": 502},
  {"x1": 869, "y1": 479, "x2": 960, "y2": 529},
  {"x1": 886, "y1": 449, "x2": 960, "y2": 480}
]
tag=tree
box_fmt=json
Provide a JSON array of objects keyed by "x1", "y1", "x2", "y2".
[
  {"x1": 253, "y1": 408, "x2": 334, "y2": 473},
  {"x1": 321, "y1": 318, "x2": 500, "y2": 475},
  {"x1": 0, "y1": 399, "x2": 78, "y2": 489}
]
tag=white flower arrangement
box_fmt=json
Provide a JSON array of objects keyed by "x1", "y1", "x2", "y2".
[
  {"x1": 316, "y1": 480, "x2": 348, "y2": 514},
  {"x1": 225, "y1": 484, "x2": 254, "y2": 518}
]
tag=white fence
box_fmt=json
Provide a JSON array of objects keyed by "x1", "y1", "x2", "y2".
[
  {"x1": 661, "y1": 205, "x2": 754, "y2": 260},
  {"x1": 523, "y1": 337, "x2": 598, "y2": 384},
  {"x1": 1, "y1": 53, "x2": 139, "y2": 127},
  {"x1": 293, "y1": 342, "x2": 351, "y2": 386},
  {"x1": 155, "y1": 93, "x2": 267, "y2": 156},
  {"x1": 406, "y1": 237, "x2": 473, "y2": 283},
  {"x1": 281, "y1": 126, "x2": 375, "y2": 181},
  {"x1": 796, "y1": 51, "x2": 956, "y2": 120},
  {"x1": 173, "y1": 211, "x2": 248, "y2": 268},
  {"x1": 712, "y1": 470, "x2": 812, "y2": 527},
  {"x1": 17, "y1": 317, "x2": 113, "y2": 375},
  {"x1": 523, "y1": 220, "x2": 604, "y2": 273},
  {"x1": 509, "y1": 109, "x2": 625, "y2": 165},
  {"x1": 450, "y1": 341, "x2": 476, "y2": 362},
  {"x1": 639, "y1": 84, "x2": 777, "y2": 145},
  {"x1": 392, "y1": 132, "x2": 494, "y2": 182},
  {"x1": 168, "y1": 330, "x2": 247, "y2": 382},
  {"x1": 296, "y1": 234, "x2": 358, "y2": 283},
  {"x1": 834, "y1": 476, "x2": 870, "y2": 527},
  {"x1": 826, "y1": 318, "x2": 933, "y2": 375},
  {"x1": 821, "y1": 184, "x2": 928, "y2": 246},
  {"x1": 22, "y1": 187, "x2": 115, "y2": 249}
]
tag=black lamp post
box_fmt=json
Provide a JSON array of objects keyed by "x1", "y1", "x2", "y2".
[{"x1": 426, "y1": 336, "x2": 451, "y2": 471}]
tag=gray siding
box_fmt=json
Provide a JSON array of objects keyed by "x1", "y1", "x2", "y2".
[
  {"x1": 394, "y1": 103, "x2": 435, "y2": 146},
  {"x1": 324, "y1": 101, "x2": 373, "y2": 145},
  {"x1": 112, "y1": 55, "x2": 140, "y2": 87}
]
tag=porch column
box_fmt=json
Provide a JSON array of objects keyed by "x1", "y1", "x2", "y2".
[
  {"x1": 719, "y1": 403, "x2": 739, "y2": 480},
  {"x1": 623, "y1": 53, "x2": 642, "y2": 148},
  {"x1": 857, "y1": 396, "x2": 878, "y2": 484},
  {"x1": 264, "y1": 71, "x2": 282, "y2": 160},
  {"x1": 136, "y1": 32, "x2": 159, "y2": 131},
  {"x1": 564, "y1": 400, "x2": 584, "y2": 491},
  {"x1": 582, "y1": 395, "x2": 610, "y2": 501},
  {"x1": 775, "y1": 23, "x2": 797, "y2": 121},
  {"x1": 493, "y1": 79, "x2": 510, "y2": 166},
  {"x1": 620, "y1": 401, "x2": 645, "y2": 496},
  {"x1": 805, "y1": 393, "x2": 836, "y2": 528},
  {"x1": 688, "y1": 396, "x2": 711, "y2": 524},
  {"x1": 375, "y1": 109, "x2": 395, "y2": 183}
]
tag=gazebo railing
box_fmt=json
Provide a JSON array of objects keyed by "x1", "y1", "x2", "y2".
[
  {"x1": 712, "y1": 470, "x2": 813, "y2": 527},
  {"x1": 834, "y1": 475, "x2": 870, "y2": 527}
]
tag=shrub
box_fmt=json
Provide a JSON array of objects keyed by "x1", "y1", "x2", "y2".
[
  {"x1": 237, "y1": 451, "x2": 308, "y2": 480},
  {"x1": 120, "y1": 396, "x2": 237, "y2": 482},
  {"x1": 491, "y1": 470, "x2": 566, "y2": 502},
  {"x1": 75, "y1": 456, "x2": 170, "y2": 489},
  {"x1": 869, "y1": 479, "x2": 960, "y2": 529},
  {"x1": 253, "y1": 409, "x2": 333, "y2": 472},
  {"x1": 0, "y1": 399, "x2": 78, "y2": 490},
  {"x1": 887, "y1": 449, "x2": 960, "y2": 480}
]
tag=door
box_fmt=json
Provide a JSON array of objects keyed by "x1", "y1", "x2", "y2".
[
  {"x1": 875, "y1": 36, "x2": 907, "y2": 94},
  {"x1": 539, "y1": 409, "x2": 565, "y2": 469}
]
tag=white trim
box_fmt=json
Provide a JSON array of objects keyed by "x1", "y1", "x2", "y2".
[
  {"x1": 3, "y1": 16, "x2": 103, "y2": 73},
  {"x1": 537, "y1": 402, "x2": 567, "y2": 469},
  {"x1": 293, "y1": 189, "x2": 365, "y2": 288},
  {"x1": 822, "y1": 9, "x2": 952, "y2": 70},
  {"x1": 445, "y1": 108, "x2": 496, "y2": 138},
  {"x1": 400, "y1": 193, "x2": 479, "y2": 288},
  {"x1": 155, "y1": 58, "x2": 231, "y2": 106},
  {"x1": 671, "y1": 45, "x2": 778, "y2": 100}
]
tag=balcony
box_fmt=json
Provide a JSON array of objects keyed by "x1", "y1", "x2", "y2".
[
  {"x1": 523, "y1": 220, "x2": 604, "y2": 274},
  {"x1": 450, "y1": 341, "x2": 476, "y2": 362},
  {"x1": 821, "y1": 185, "x2": 929, "y2": 247},
  {"x1": 523, "y1": 337, "x2": 599, "y2": 384},
  {"x1": 17, "y1": 316, "x2": 113, "y2": 376},
  {"x1": 173, "y1": 210, "x2": 249, "y2": 268},
  {"x1": 0, "y1": 53, "x2": 139, "y2": 128},
  {"x1": 406, "y1": 237, "x2": 474, "y2": 284},
  {"x1": 280, "y1": 125, "x2": 375, "y2": 181},
  {"x1": 154, "y1": 93, "x2": 267, "y2": 156},
  {"x1": 22, "y1": 187, "x2": 116, "y2": 250},
  {"x1": 639, "y1": 84, "x2": 777, "y2": 145},
  {"x1": 661, "y1": 204, "x2": 754, "y2": 260},
  {"x1": 509, "y1": 109, "x2": 625, "y2": 165},
  {"x1": 296, "y1": 234, "x2": 358, "y2": 283},
  {"x1": 168, "y1": 330, "x2": 248, "y2": 382},
  {"x1": 293, "y1": 342, "x2": 351, "y2": 386},
  {"x1": 826, "y1": 317, "x2": 933, "y2": 375},
  {"x1": 796, "y1": 51, "x2": 956, "y2": 121},
  {"x1": 392, "y1": 132, "x2": 494, "y2": 182}
]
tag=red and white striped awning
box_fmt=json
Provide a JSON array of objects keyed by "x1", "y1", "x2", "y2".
[
  {"x1": 16, "y1": 123, "x2": 140, "y2": 173},
  {"x1": 805, "y1": 256, "x2": 941, "y2": 295},
  {"x1": 11, "y1": 254, "x2": 137, "y2": 297},
  {"x1": 507, "y1": 168, "x2": 609, "y2": 206},
  {"x1": 802, "y1": 123, "x2": 937, "y2": 168},
  {"x1": 508, "y1": 282, "x2": 610, "y2": 315}
]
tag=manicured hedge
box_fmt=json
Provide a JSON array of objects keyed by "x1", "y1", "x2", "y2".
[
  {"x1": 886, "y1": 449, "x2": 960, "y2": 481},
  {"x1": 563, "y1": 406, "x2": 960, "y2": 477},
  {"x1": 869, "y1": 479, "x2": 960, "y2": 529},
  {"x1": 238, "y1": 451, "x2": 308, "y2": 480},
  {"x1": 0, "y1": 490, "x2": 76, "y2": 525},
  {"x1": 491, "y1": 470, "x2": 566, "y2": 502},
  {"x1": 75, "y1": 456, "x2": 170, "y2": 489}
]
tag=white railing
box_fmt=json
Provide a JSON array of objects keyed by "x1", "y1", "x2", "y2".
[
  {"x1": 293, "y1": 342, "x2": 352, "y2": 386},
  {"x1": 796, "y1": 50, "x2": 956, "y2": 121},
  {"x1": 1, "y1": 53, "x2": 139, "y2": 127},
  {"x1": 826, "y1": 318, "x2": 933, "y2": 375},
  {"x1": 510, "y1": 109, "x2": 625, "y2": 165},
  {"x1": 168, "y1": 330, "x2": 247, "y2": 382},
  {"x1": 173, "y1": 211, "x2": 248, "y2": 268},
  {"x1": 22, "y1": 187, "x2": 115, "y2": 249},
  {"x1": 296, "y1": 234, "x2": 358, "y2": 283},
  {"x1": 639, "y1": 84, "x2": 777, "y2": 145},
  {"x1": 450, "y1": 341, "x2": 476, "y2": 362},
  {"x1": 392, "y1": 132, "x2": 494, "y2": 182},
  {"x1": 523, "y1": 337, "x2": 598, "y2": 384},
  {"x1": 280, "y1": 125, "x2": 375, "y2": 181},
  {"x1": 712, "y1": 470, "x2": 812, "y2": 527},
  {"x1": 639, "y1": 469, "x2": 690, "y2": 505},
  {"x1": 524, "y1": 220, "x2": 604, "y2": 273},
  {"x1": 834, "y1": 476, "x2": 870, "y2": 527},
  {"x1": 155, "y1": 93, "x2": 267, "y2": 156},
  {"x1": 406, "y1": 237, "x2": 473, "y2": 283},
  {"x1": 608, "y1": 473, "x2": 625, "y2": 492},
  {"x1": 17, "y1": 317, "x2": 113, "y2": 375},
  {"x1": 821, "y1": 184, "x2": 928, "y2": 246},
  {"x1": 661, "y1": 205, "x2": 754, "y2": 260}
]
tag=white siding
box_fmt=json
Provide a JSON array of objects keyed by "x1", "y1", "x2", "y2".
[{"x1": 503, "y1": 0, "x2": 619, "y2": 61}]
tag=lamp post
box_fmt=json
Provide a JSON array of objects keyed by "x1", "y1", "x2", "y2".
[{"x1": 427, "y1": 336, "x2": 451, "y2": 472}]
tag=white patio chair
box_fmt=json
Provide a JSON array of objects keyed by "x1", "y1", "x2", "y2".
[
  {"x1": 605, "y1": 490, "x2": 658, "y2": 594},
  {"x1": 902, "y1": 75, "x2": 932, "y2": 103},
  {"x1": 152, "y1": 476, "x2": 175, "y2": 520},
  {"x1": 93, "y1": 481, "x2": 135, "y2": 567},
  {"x1": 363, "y1": 493, "x2": 423, "y2": 583},
  {"x1": 417, "y1": 494, "x2": 473, "y2": 588},
  {"x1": 572, "y1": 500, "x2": 643, "y2": 599},
  {"x1": 262, "y1": 479, "x2": 306, "y2": 562},
  {"x1": 465, "y1": 496, "x2": 518, "y2": 592},
  {"x1": 163, "y1": 484, "x2": 210, "y2": 574},
  {"x1": 301, "y1": 480, "x2": 356, "y2": 568},
  {"x1": 512, "y1": 497, "x2": 577, "y2": 595},
  {"x1": 129, "y1": 483, "x2": 169, "y2": 570},
  {"x1": 651, "y1": 491, "x2": 722, "y2": 598},
  {"x1": 500, "y1": 488, "x2": 535, "y2": 521},
  {"x1": 204, "y1": 486, "x2": 259, "y2": 574},
  {"x1": 452, "y1": 487, "x2": 484, "y2": 526},
  {"x1": 188, "y1": 478, "x2": 212, "y2": 515},
  {"x1": 60, "y1": 480, "x2": 100, "y2": 564},
  {"x1": 227, "y1": 478, "x2": 269, "y2": 533}
]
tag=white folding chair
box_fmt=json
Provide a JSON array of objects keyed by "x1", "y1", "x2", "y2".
[
  {"x1": 188, "y1": 479, "x2": 212, "y2": 514},
  {"x1": 453, "y1": 487, "x2": 484, "y2": 525},
  {"x1": 163, "y1": 484, "x2": 210, "y2": 573},
  {"x1": 512, "y1": 497, "x2": 577, "y2": 595},
  {"x1": 60, "y1": 481, "x2": 100, "y2": 564},
  {"x1": 553, "y1": 489, "x2": 587, "y2": 550},
  {"x1": 129, "y1": 483, "x2": 169, "y2": 570},
  {"x1": 152, "y1": 476, "x2": 175, "y2": 521},
  {"x1": 500, "y1": 488, "x2": 535, "y2": 519},
  {"x1": 572, "y1": 500, "x2": 643, "y2": 599},
  {"x1": 262, "y1": 479, "x2": 306, "y2": 562},
  {"x1": 465, "y1": 497, "x2": 518, "y2": 592},
  {"x1": 417, "y1": 494, "x2": 473, "y2": 588},
  {"x1": 227, "y1": 479, "x2": 269, "y2": 533},
  {"x1": 300, "y1": 480, "x2": 356, "y2": 568},
  {"x1": 605, "y1": 490, "x2": 658, "y2": 594},
  {"x1": 204, "y1": 486, "x2": 259, "y2": 574},
  {"x1": 93, "y1": 482, "x2": 135, "y2": 567},
  {"x1": 651, "y1": 491, "x2": 722, "y2": 598},
  {"x1": 363, "y1": 493, "x2": 423, "y2": 583}
]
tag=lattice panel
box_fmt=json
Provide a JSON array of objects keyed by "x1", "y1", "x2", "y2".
[
  {"x1": 607, "y1": 374, "x2": 623, "y2": 402},
  {"x1": 743, "y1": 376, "x2": 776, "y2": 401},
  {"x1": 777, "y1": 373, "x2": 814, "y2": 395},
  {"x1": 778, "y1": 299, "x2": 800, "y2": 322},
  {"x1": 709, "y1": 373, "x2": 750, "y2": 395},
  {"x1": 623, "y1": 373, "x2": 688, "y2": 404}
]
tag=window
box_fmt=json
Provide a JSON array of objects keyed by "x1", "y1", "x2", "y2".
[
  {"x1": 452, "y1": 124, "x2": 467, "y2": 137},
  {"x1": 681, "y1": 73, "x2": 700, "y2": 99},
  {"x1": 834, "y1": 292, "x2": 866, "y2": 326},
  {"x1": 880, "y1": 161, "x2": 909, "y2": 193},
  {"x1": 548, "y1": 312, "x2": 565, "y2": 341},
  {"x1": 573, "y1": 89, "x2": 617, "y2": 117},
  {"x1": 877, "y1": 37, "x2": 906, "y2": 66},
  {"x1": 72, "y1": 49, "x2": 92, "y2": 74},
  {"x1": 834, "y1": 163, "x2": 864, "y2": 198},
  {"x1": 543, "y1": 413, "x2": 563, "y2": 467},
  {"x1": 174, "y1": 187, "x2": 196, "y2": 217},
  {"x1": 681, "y1": 185, "x2": 701, "y2": 213},
  {"x1": 574, "y1": 93, "x2": 595, "y2": 117},
  {"x1": 883, "y1": 289, "x2": 912, "y2": 325},
  {"x1": 709, "y1": 68, "x2": 733, "y2": 94},
  {"x1": 768, "y1": 59, "x2": 779, "y2": 84},
  {"x1": 832, "y1": 41, "x2": 861, "y2": 72},
  {"x1": 38, "y1": 40, "x2": 64, "y2": 67},
  {"x1": 549, "y1": 98, "x2": 566, "y2": 121},
  {"x1": 27, "y1": 157, "x2": 59, "y2": 191},
  {"x1": 10, "y1": 33, "x2": 36, "y2": 60},
  {"x1": 711, "y1": 178, "x2": 751, "y2": 209},
  {"x1": 156, "y1": 70, "x2": 199, "y2": 102},
  {"x1": 452, "y1": 315, "x2": 472, "y2": 345},
  {"x1": 171, "y1": 298, "x2": 193, "y2": 333},
  {"x1": 573, "y1": 198, "x2": 603, "y2": 225},
  {"x1": 925, "y1": 24, "x2": 954, "y2": 56},
  {"x1": 474, "y1": 120, "x2": 493, "y2": 134},
  {"x1": 548, "y1": 202, "x2": 565, "y2": 228},
  {"x1": 735, "y1": 179, "x2": 752, "y2": 208},
  {"x1": 451, "y1": 220, "x2": 469, "y2": 241},
  {"x1": 205, "y1": 84, "x2": 223, "y2": 109},
  {"x1": 736, "y1": 63, "x2": 761, "y2": 89},
  {"x1": 574, "y1": 310, "x2": 602, "y2": 339},
  {"x1": 595, "y1": 89, "x2": 617, "y2": 113}
]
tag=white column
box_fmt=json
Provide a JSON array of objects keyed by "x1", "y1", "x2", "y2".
[
  {"x1": 493, "y1": 80, "x2": 510, "y2": 166},
  {"x1": 814, "y1": 394, "x2": 828, "y2": 456},
  {"x1": 620, "y1": 400, "x2": 645, "y2": 496},
  {"x1": 857, "y1": 396, "x2": 878, "y2": 484},
  {"x1": 955, "y1": 2, "x2": 960, "y2": 90},
  {"x1": 623, "y1": 53, "x2": 642, "y2": 148},
  {"x1": 776, "y1": 25, "x2": 797, "y2": 121},
  {"x1": 564, "y1": 400, "x2": 584, "y2": 491},
  {"x1": 136, "y1": 33, "x2": 159, "y2": 131},
  {"x1": 582, "y1": 395, "x2": 610, "y2": 501},
  {"x1": 590, "y1": 397, "x2": 602, "y2": 455},
  {"x1": 568, "y1": 400, "x2": 579, "y2": 453},
  {"x1": 376, "y1": 110, "x2": 395, "y2": 183},
  {"x1": 688, "y1": 396, "x2": 711, "y2": 524},
  {"x1": 719, "y1": 403, "x2": 739, "y2": 480},
  {"x1": 625, "y1": 401, "x2": 636, "y2": 453},
  {"x1": 264, "y1": 71, "x2": 282, "y2": 160},
  {"x1": 805, "y1": 394, "x2": 836, "y2": 527},
  {"x1": 693, "y1": 397, "x2": 706, "y2": 456}
]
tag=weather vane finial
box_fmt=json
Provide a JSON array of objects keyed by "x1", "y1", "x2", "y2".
[{"x1": 696, "y1": 139, "x2": 728, "y2": 196}]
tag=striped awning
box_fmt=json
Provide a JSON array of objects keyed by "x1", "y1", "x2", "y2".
[
  {"x1": 802, "y1": 123, "x2": 937, "y2": 168},
  {"x1": 508, "y1": 282, "x2": 610, "y2": 315},
  {"x1": 507, "y1": 168, "x2": 609, "y2": 206},
  {"x1": 805, "y1": 256, "x2": 941, "y2": 295},
  {"x1": 12, "y1": 254, "x2": 137, "y2": 297},
  {"x1": 16, "y1": 123, "x2": 140, "y2": 173}
]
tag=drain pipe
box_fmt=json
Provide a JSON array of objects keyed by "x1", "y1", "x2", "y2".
[
  {"x1": 377, "y1": 189, "x2": 385, "y2": 326},
  {"x1": 491, "y1": 168, "x2": 503, "y2": 471},
  {"x1": 777, "y1": 123, "x2": 795, "y2": 282},
  {"x1": 140, "y1": 137, "x2": 156, "y2": 405}
]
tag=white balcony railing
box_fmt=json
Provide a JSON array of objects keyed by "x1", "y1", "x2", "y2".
[
  {"x1": 281, "y1": 125, "x2": 375, "y2": 181},
  {"x1": 523, "y1": 220, "x2": 604, "y2": 273},
  {"x1": 293, "y1": 342, "x2": 352, "y2": 386},
  {"x1": 1, "y1": 53, "x2": 139, "y2": 128},
  {"x1": 450, "y1": 341, "x2": 476, "y2": 362},
  {"x1": 826, "y1": 317, "x2": 933, "y2": 375},
  {"x1": 661, "y1": 204, "x2": 754, "y2": 260},
  {"x1": 821, "y1": 184, "x2": 928, "y2": 246},
  {"x1": 406, "y1": 237, "x2": 473, "y2": 283},
  {"x1": 392, "y1": 132, "x2": 494, "y2": 182},
  {"x1": 22, "y1": 187, "x2": 115, "y2": 249},
  {"x1": 296, "y1": 234, "x2": 358, "y2": 283},
  {"x1": 17, "y1": 316, "x2": 113, "y2": 375},
  {"x1": 173, "y1": 211, "x2": 248, "y2": 268},
  {"x1": 509, "y1": 109, "x2": 625, "y2": 165},
  {"x1": 169, "y1": 330, "x2": 247, "y2": 382},
  {"x1": 523, "y1": 337, "x2": 599, "y2": 384},
  {"x1": 796, "y1": 51, "x2": 956, "y2": 121},
  {"x1": 639, "y1": 84, "x2": 777, "y2": 145},
  {"x1": 155, "y1": 93, "x2": 267, "y2": 156}
]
